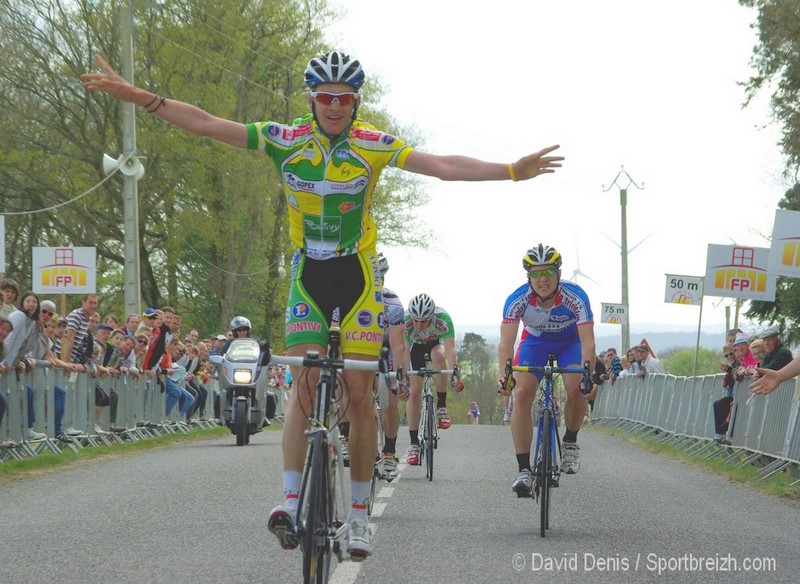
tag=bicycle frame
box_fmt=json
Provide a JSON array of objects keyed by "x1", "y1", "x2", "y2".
[
  {"x1": 505, "y1": 354, "x2": 589, "y2": 537},
  {"x1": 270, "y1": 331, "x2": 388, "y2": 583},
  {"x1": 408, "y1": 364, "x2": 453, "y2": 482}
]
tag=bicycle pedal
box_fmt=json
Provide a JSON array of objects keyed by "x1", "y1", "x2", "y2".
[{"x1": 516, "y1": 489, "x2": 532, "y2": 499}]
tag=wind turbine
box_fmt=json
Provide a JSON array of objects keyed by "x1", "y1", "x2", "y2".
[{"x1": 568, "y1": 247, "x2": 599, "y2": 285}]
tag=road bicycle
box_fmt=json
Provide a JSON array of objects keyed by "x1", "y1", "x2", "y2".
[
  {"x1": 408, "y1": 361, "x2": 453, "y2": 481},
  {"x1": 270, "y1": 326, "x2": 389, "y2": 584},
  {"x1": 502, "y1": 354, "x2": 590, "y2": 537}
]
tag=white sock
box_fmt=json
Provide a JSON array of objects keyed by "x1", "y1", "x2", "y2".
[
  {"x1": 282, "y1": 470, "x2": 302, "y2": 508},
  {"x1": 349, "y1": 481, "x2": 370, "y2": 523}
]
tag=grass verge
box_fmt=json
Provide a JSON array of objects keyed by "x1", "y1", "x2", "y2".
[
  {"x1": 0, "y1": 422, "x2": 282, "y2": 483},
  {"x1": 589, "y1": 422, "x2": 800, "y2": 505}
]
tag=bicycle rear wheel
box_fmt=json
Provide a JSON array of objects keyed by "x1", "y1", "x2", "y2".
[
  {"x1": 424, "y1": 394, "x2": 435, "y2": 481},
  {"x1": 301, "y1": 432, "x2": 333, "y2": 583},
  {"x1": 539, "y1": 409, "x2": 551, "y2": 537}
]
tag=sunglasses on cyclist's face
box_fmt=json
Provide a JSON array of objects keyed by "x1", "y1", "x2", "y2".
[
  {"x1": 310, "y1": 92, "x2": 359, "y2": 106},
  {"x1": 528, "y1": 267, "x2": 558, "y2": 280}
]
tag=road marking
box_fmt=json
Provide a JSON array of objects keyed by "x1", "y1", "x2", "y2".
[{"x1": 377, "y1": 486, "x2": 394, "y2": 497}]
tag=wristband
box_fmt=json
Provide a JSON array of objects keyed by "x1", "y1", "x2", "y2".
[{"x1": 508, "y1": 163, "x2": 518, "y2": 182}]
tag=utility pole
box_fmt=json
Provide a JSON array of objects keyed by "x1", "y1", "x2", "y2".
[
  {"x1": 602, "y1": 166, "x2": 644, "y2": 351},
  {"x1": 119, "y1": 2, "x2": 142, "y2": 318}
]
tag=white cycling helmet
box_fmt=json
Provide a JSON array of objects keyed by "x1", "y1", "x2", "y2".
[
  {"x1": 408, "y1": 293, "x2": 435, "y2": 320},
  {"x1": 230, "y1": 316, "x2": 252, "y2": 331},
  {"x1": 304, "y1": 51, "x2": 365, "y2": 90}
]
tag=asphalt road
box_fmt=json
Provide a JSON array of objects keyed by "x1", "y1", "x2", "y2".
[{"x1": 2, "y1": 424, "x2": 799, "y2": 583}]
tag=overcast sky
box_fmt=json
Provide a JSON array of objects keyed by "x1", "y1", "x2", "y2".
[{"x1": 325, "y1": 0, "x2": 786, "y2": 338}]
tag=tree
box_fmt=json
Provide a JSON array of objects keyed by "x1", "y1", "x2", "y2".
[
  {"x1": 0, "y1": 0, "x2": 430, "y2": 345},
  {"x1": 455, "y1": 332, "x2": 501, "y2": 424},
  {"x1": 661, "y1": 348, "x2": 724, "y2": 377},
  {"x1": 738, "y1": 1, "x2": 800, "y2": 344}
]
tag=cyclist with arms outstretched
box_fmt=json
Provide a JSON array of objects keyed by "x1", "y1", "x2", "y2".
[
  {"x1": 403, "y1": 293, "x2": 463, "y2": 465},
  {"x1": 83, "y1": 51, "x2": 563, "y2": 560},
  {"x1": 497, "y1": 244, "x2": 595, "y2": 497}
]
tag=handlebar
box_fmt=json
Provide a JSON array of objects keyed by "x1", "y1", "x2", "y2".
[
  {"x1": 407, "y1": 368, "x2": 454, "y2": 377},
  {"x1": 499, "y1": 356, "x2": 593, "y2": 395},
  {"x1": 269, "y1": 354, "x2": 382, "y2": 372}
]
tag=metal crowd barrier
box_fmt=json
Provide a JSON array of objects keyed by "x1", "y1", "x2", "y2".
[
  {"x1": 592, "y1": 372, "x2": 800, "y2": 484},
  {"x1": 0, "y1": 362, "x2": 219, "y2": 462}
]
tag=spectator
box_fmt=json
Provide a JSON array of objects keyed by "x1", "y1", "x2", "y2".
[
  {"x1": 103, "y1": 313, "x2": 120, "y2": 328},
  {"x1": 184, "y1": 343, "x2": 209, "y2": 420},
  {"x1": 731, "y1": 332, "x2": 758, "y2": 381},
  {"x1": 0, "y1": 278, "x2": 20, "y2": 320},
  {"x1": 627, "y1": 347, "x2": 644, "y2": 377},
  {"x1": 1, "y1": 290, "x2": 47, "y2": 440},
  {"x1": 618, "y1": 353, "x2": 631, "y2": 378},
  {"x1": 24, "y1": 304, "x2": 80, "y2": 443},
  {"x1": 119, "y1": 313, "x2": 141, "y2": 337},
  {"x1": 184, "y1": 328, "x2": 199, "y2": 345},
  {"x1": 160, "y1": 337, "x2": 194, "y2": 423},
  {"x1": 758, "y1": 327, "x2": 793, "y2": 372},
  {"x1": 726, "y1": 328, "x2": 743, "y2": 346},
  {"x1": 713, "y1": 344, "x2": 739, "y2": 444},
  {"x1": 636, "y1": 342, "x2": 665, "y2": 375},
  {"x1": 605, "y1": 348, "x2": 623, "y2": 381},
  {"x1": 0, "y1": 315, "x2": 16, "y2": 447},
  {"x1": 748, "y1": 338, "x2": 766, "y2": 367}
]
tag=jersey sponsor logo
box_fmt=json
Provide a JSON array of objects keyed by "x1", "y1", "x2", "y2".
[
  {"x1": 357, "y1": 310, "x2": 373, "y2": 326},
  {"x1": 377, "y1": 312, "x2": 387, "y2": 330},
  {"x1": 292, "y1": 302, "x2": 311, "y2": 319},
  {"x1": 330, "y1": 177, "x2": 368, "y2": 192},
  {"x1": 268, "y1": 125, "x2": 280, "y2": 137},
  {"x1": 345, "y1": 330, "x2": 382, "y2": 343},
  {"x1": 374, "y1": 291, "x2": 383, "y2": 303},
  {"x1": 339, "y1": 201, "x2": 356, "y2": 213},
  {"x1": 335, "y1": 149, "x2": 351, "y2": 160},
  {"x1": 550, "y1": 314, "x2": 571, "y2": 323},
  {"x1": 281, "y1": 124, "x2": 312, "y2": 141},
  {"x1": 381, "y1": 134, "x2": 396, "y2": 145},
  {"x1": 303, "y1": 218, "x2": 341, "y2": 234},
  {"x1": 286, "y1": 321, "x2": 322, "y2": 334},
  {"x1": 285, "y1": 174, "x2": 319, "y2": 193},
  {"x1": 353, "y1": 129, "x2": 382, "y2": 141}
]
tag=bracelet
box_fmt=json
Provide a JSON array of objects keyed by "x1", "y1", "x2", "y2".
[
  {"x1": 141, "y1": 95, "x2": 159, "y2": 110},
  {"x1": 146, "y1": 96, "x2": 166, "y2": 114},
  {"x1": 507, "y1": 162, "x2": 518, "y2": 182}
]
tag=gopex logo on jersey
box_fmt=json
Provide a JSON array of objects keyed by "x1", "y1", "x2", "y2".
[
  {"x1": 286, "y1": 173, "x2": 318, "y2": 193},
  {"x1": 292, "y1": 302, "x2": 311, "y2": 319},
  {"x1": 713, "y1": 247, "x2": 768, "y2": 293}
]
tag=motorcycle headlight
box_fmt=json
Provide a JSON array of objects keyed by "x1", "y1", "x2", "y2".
[{"x1": 233, "y1": 369, "x2": 253, "y2": 384}]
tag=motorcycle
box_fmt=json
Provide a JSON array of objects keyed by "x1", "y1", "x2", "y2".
[{"x1": 208, "y1": 337, "x2": 274, "y2": 446}]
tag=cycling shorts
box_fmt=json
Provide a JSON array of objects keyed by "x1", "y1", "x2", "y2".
[
  {"x1": 285, "y1": 250, "x2": 384, "y2": 356},
  {"x1": 514, "y1": 336, "x2": 582, "y2": 382},
  {"x1": 409, "y1": 340, "x2": 442, "y2": 370}
]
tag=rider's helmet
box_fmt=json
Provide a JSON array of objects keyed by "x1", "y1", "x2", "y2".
[
  {"x1": 375, "y1": 252, "x2": 390, "y2": 280},
  {"x1": 304, "y1": 51, "x2": 365, "y2": 90},
  {"x1": 408, "y1": 293, "x2": 436, "y2": 321},
  {"x1": 230, "y1": 316, "x2": 252, "y2": 334},
  {"x1": 1, "y1": 278, "x2": 20, "y2": 300},
  {"x1": 522, "y1": 244, "x2": 562, "y2": 272}
]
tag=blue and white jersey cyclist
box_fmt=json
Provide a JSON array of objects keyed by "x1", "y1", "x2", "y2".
[{"x1": 497, "y1": 244, "x2": 596, "y2": 498}]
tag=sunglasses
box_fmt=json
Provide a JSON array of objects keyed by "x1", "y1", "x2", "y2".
[
  {"x1": 310, "y1": 91, "x2": 358, "y2": 106},
  {"x1": 528, "y1": 267, "x2": 558, "y2": 280},
  {"x1": 41, "y1": 309, "x2": 53, "y2": 316}
]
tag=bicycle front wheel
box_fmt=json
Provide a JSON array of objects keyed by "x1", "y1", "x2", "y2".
[
  {"x1": 301, "y1": 432, "x2": 333, "y2": 583},
  {"x1": 424, "y1": 394, "x2": 435, "y2": 481},
  {"x1": 539, "y1": 409, "x2": 552, "y2": 537}
]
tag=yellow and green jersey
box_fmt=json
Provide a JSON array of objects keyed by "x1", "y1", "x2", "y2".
[{"x1": 247, "y1": 114, "x2": 413, "y2": 260}]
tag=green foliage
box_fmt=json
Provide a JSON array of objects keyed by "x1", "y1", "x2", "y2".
[
  {"x1": 661, "y1": 347, "x2": 724, "y2": 377},
  {"x1": 0, "y1": 0, "x2": 429, "y2": 347},
  {"x1": 454, "y1": 332, "x2": 502, "y2": 424}
]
